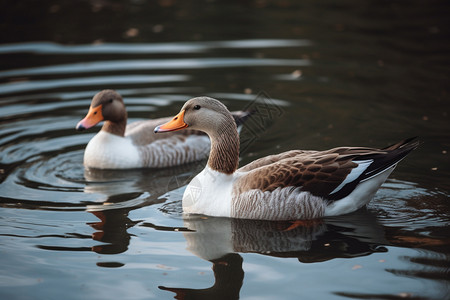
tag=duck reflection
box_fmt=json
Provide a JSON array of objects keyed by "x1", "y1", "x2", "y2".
[
  {"x1": 34, "y1": 164, "x2": 201, "y2": 257},
  {"x1": 160, "y1": 253, "x2": 244, "y2": 300},
  {"x1": 84, "y1": 163, "x2": 202, "y2": 255},
  {"x1": 88, "y1": 210, "x2": 136, "y2": 254},
  {"x1": 83, "y1": 162, "x2": 202, "y2": 204},
  {"x1": 183, "y1": 210, "x2": 387, "y2": 262},
  {"x1": 159, "y1": 209, "x2": 388, "y2": 299}
]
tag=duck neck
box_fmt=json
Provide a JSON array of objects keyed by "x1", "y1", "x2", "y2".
[
  {"x1": 101, "y1": 115, "x2": 127, "y2": 137},
  {"x1": 207, "y1": 120, "x2": 240, "y2": 175}
]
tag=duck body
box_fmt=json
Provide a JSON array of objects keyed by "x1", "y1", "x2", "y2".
[
  {"x1": 183, "y1": 152, "x2": 396, "y2": 220},
  {"x1": 76, "y1": 90, "x2": 249, "y2": 169},
  {"x1": 155, "y1": 97, "x2": 418, "y2": 220},
  {"x1": 83, "y1": 129, "x2": 209, "y2": 169}
]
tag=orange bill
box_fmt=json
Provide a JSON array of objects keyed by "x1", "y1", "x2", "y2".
[
  {"x1": 76, "y1": 105, "x2": 104, "y2": 131},
  {"x1": 154, "y1": 110, "x2": 188, "y2": 133}
]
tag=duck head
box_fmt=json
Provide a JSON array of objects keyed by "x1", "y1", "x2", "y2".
[
  {"x1": 154, "y1": 97, "x2": 235, "y2": 136},
  {"x1": 76, "y1": 90, "x2": 126, "y2": 131}
]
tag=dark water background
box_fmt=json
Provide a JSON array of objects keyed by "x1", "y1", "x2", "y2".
[{"x1": 1, "y1": 1, "x2": 449, "y2": 299}]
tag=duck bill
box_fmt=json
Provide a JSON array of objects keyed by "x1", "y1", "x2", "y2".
[
  {"x1": 76, "y1": 105, "x2": 104, "y2": 131},
  {"x1": 154, "y1": 110, "x2": 188, "y2": 133}
]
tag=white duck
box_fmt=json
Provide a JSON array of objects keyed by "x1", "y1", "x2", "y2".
[
  {"x1": 76, "y1": 90, "x2": 250, "y2": 169},
  {"x1": 154, "y1": 97, "x2": 418, "y2": 220}
]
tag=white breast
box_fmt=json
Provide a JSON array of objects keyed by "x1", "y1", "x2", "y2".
[
  {"x1": 182, "y1": 166, "x2": 236, "y2": 217},
  {"x1": 84, "y1": 131, "x2": 140, "y2": 169}
]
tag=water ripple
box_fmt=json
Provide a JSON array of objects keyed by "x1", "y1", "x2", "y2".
[
  {"x1": 0, "y1": 39, "x2": 312, "y2": 55},
  {"x1": 370, "y1": 179, "x2": 450, "y2": 230},
  {"x1": 0, "y1": 74, "x2": 190, "y2": 95},
  {"x1": 0, "y1": 58, "x2": 310, "y2": 79}
]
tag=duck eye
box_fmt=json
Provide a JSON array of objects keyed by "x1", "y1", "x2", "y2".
[
  {"x1": 193, "y1": 105, "x2": 201, "y2": 110},
  {"x1": 108, "y1": 99, "x2": 113, "y2": 103}
]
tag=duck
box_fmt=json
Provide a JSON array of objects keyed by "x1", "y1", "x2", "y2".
[
  {"x1": 154, "y1": 96, "x2": 419, "y2": 220},
  {"x1": 76, "y1": 90, "x2": 251, "y2": 169}
]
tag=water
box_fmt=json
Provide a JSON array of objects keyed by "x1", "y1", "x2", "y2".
[{"x1": 1, "y1": 1, "x2": 449, "y2": 299}]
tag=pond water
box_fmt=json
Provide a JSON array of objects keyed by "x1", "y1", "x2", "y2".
[{"x1": 1, "y1": 1, "x2": 449, "y2": 299}]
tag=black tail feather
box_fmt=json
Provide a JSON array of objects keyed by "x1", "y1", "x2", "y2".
[
  {"x1": 361, "y1": 137, "x2": 419, "y2": 181},
  {"x1": 382, "y1": 137, "x2": 420, "y2": 151},
  {"x1": 231, "y1": 110, "x2": 256, "y2": 127},
  {"x1": 328, "y1": 137, "x2": 419, "y2": 200}
]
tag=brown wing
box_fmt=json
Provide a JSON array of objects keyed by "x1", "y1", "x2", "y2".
[
  {"x1": 238, "y1": 150, "x2": 318, "y2": 172},
  {"x1": 235, "y1": 148, "x2": 358, "y2": 198},
  {"x1": 235, "y1": 138, "x2": 419, "y2": 200}
]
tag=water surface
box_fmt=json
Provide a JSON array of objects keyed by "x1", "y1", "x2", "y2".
[{"x1": 1, "y1": 1, "x2": 449, "y2": 299}]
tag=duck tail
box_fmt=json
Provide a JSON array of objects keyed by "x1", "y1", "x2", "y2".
[
  {"x1": 360, "y1": 137, "x2": 420, "y2": 183},
  {"x1": 230, "y1": 110, "x2": 256, "y2": 128},
  {"x1": 382, "y1": 136, "x2": 420, "y2": 152},
  {"x1": 328, "y1": 137, "x2": 419, "y2": 201}
]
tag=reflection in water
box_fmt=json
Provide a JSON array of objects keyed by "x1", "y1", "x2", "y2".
[
  {"x1": 83, "y1": 164, "x2": 202, "y2": 255},
  {"x1": 157, "y1": 210, "x2": 389, "y2": 299},
  {"x1": 155, "y1": 209, "x2": 450, "y2": 299},
  {"x1": 160, "y1": 253, "x2": 244, "y2": 300},
  {"x1": 7, "y1": 179, "x2": 448, "y2": 298},
  {"x1": 179, "y1": 210, "x2": 388, "y2": 262},
  {"x1": 83, "y1": 161, "x2": 203, "y2": 211},
  {"x1": 33, "y1": 163, "x2": 202, "y2": 256},
  {"x1": 33, "y1": 209, "x2": 137, "y2": 256},
  {"x1": 88, "y1": 210, "x2": 136, "y2": 255}
]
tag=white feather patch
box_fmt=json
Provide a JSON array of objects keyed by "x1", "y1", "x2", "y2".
[{"x1": 330, "y1": 159, "x2": 373, "y2": 195}]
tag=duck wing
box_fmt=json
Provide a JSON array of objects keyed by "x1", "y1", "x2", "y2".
[
  {"x1": 235, "y1": 138, "x2": 419, "y2": 201},
  {"x1": 238, "y1": 150, "x2": 318, "y2": 172}
]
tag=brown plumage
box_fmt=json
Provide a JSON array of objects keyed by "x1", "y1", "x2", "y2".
[{"x1": 237, "y1": 138, "x2": 418, "y2": 202}]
